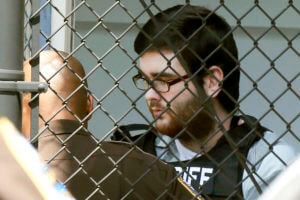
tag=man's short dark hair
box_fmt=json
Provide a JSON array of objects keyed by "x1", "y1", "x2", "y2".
[{"x1": 134, "y1": 4, "x2": 240, "y2": 113}]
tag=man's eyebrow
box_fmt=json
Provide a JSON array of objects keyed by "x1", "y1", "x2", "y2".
[
  {"x1": 137, "y1": 71, "x2": 178, "y2": 79},
  {"x1": 151, "y1": 72, "x2": 178, "y2": 78}
]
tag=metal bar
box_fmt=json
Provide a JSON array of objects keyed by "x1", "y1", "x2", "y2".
[
  {"x1": 0, "y1": 0, "x2": 24, "y2": 131},
  {"x1": 0, "y1": 81, "x2": 48, "y2": 93}
]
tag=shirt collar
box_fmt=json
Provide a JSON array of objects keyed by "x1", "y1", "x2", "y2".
[
  {"x1": 155, "y1": 134, "x2": 173, "y2": 148},
  {"x1": 154, "y1": 134, "x2": 181, "y2": 162}
]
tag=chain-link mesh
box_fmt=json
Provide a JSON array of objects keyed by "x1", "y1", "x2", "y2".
[
  {"x1": 24, "y1": 1, "x2": 299, "y2": 199},
  {"x1": 24, "y1": 0, "x2": 32, "y2": 60}
]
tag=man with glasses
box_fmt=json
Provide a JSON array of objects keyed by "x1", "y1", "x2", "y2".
[{"x1": 113, "y1": 4, "x2": 295, "y2": 200}]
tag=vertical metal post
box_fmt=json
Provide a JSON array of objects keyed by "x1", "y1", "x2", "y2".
[
  {"x1": 51, "y1": 0, "x2": 74, "y2": 52},
  {"x1": 0, "y1": 1, "x2": 24, "y2": 130},
  {"x1": 30, "y1": 0, "x2": 41, "y2": 145}
]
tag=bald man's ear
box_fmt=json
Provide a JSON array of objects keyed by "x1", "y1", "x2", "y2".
[
  {"x1": 203, "y1": 66, "x2": 224, "y2": 98},
  {"x1": 86, "y1": 94, "x2": 94, "y2": 121}
]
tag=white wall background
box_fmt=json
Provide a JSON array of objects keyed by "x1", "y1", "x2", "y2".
[{"x1": 71, "y1": 0, "x2": 299, "y2": 152}]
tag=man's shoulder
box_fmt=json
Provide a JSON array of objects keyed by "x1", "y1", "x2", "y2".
[
  {"x1": 248, "y1": 131, "x2": 296, "y2": 166},
  {"x1": 251, "y1": 131, "x2": 294, "y2": 152},
  {"x1": 100, "y1": 140, "x2": 163, "y2": 162},
  {"x1": 243, "y1": 131, "x2": 296, "y2": 199},
  {"x1": 99, "y1": 141, "x2": 172, "y2": 169}
]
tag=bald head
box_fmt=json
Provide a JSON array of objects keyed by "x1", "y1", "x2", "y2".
[
  {"x1": 22, "y1": 50, "x2": 93, "y2": 137},
  {"x1": 39, "y1": 50, "x2": 86, "y2": 83}
]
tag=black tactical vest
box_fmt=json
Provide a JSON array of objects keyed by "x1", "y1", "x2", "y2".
[{"x1": 112, "y1": 115, "x2": 268, "y2": 200}]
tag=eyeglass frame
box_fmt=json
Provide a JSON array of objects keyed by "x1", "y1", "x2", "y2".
[{"x1": 132, "y1": 74, "x2": 189, "y2": 93}]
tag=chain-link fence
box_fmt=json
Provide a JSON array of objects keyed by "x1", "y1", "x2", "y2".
[{"x1": 19, "y1": 0, "x2": 300, "y2": 199}]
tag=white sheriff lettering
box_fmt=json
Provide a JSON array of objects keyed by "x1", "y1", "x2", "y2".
[{"x1": 175, "y1": 166, "x2": 214, "y2": 186}]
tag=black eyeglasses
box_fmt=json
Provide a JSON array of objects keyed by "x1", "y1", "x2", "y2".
[{"x1": 132, "y1": 74, "x2": 189, "y2": 92}]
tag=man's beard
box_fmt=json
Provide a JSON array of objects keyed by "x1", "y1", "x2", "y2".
[{"x1": 149, "y1": 95, "x2": 215, "y2": 143}]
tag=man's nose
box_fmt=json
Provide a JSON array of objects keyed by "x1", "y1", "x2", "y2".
[{"x1": 145, "y1": 87, "x2": 161, "y2": 102}]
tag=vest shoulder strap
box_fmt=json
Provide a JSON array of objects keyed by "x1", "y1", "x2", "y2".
[
  {"x1": 230, "y1": 115, "x2": 268, "y2": 150},
  {"x1": 111, "y1": 115, "x2": 269, "y2": 156},
  {"x1": 111, "y1": 124, "x2": 157, "y2": 155}
]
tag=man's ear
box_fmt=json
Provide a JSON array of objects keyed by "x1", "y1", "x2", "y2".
[
  {"x1": 86, "y1": 93, "x2": 94, "y2": 121},
  {"x1": 203, "y1": 66, "x2": 224, "y2": 98}
]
